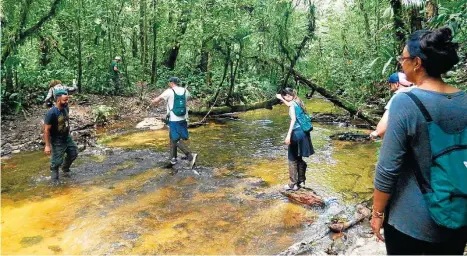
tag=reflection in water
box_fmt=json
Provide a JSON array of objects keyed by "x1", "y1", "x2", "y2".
[{"x1": 1, "y1": 98, "x2": 377, "y2": 254}]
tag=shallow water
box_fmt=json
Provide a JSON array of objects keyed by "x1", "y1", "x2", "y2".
[{"x1": 1, "y1": 97, "x2": 378, "y2": 254}]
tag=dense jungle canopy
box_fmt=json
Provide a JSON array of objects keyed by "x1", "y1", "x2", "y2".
[{"x1": 1, "y1": 0, "x2": 466, "y2": 114}]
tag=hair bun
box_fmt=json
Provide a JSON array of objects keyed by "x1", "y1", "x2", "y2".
[{"x1": 425, "y1": 27, "x2": 455, "y2": 45}]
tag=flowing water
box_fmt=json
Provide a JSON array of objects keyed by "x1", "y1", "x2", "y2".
[{"x1": 1, "y1": 97, "x2": 379, "y2": 254}]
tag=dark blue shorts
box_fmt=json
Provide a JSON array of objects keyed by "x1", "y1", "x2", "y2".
[
  {"x1": 168, "y1": 120, "x2": 189, "y2": 142},
  {"x1": 288, "y1": 128, "x2": 314, "y2": 161}
]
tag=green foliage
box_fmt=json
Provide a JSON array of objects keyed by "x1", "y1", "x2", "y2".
[
  {"x1": 92, "y1": 105, "x2": 114, "y2": 125},
  {"x1": 1, "y1": 0, "x2": 466, "y2": 114}
]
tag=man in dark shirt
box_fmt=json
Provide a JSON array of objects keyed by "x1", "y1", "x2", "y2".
[
  {"x1": 109, "y1": 56, "x2": 122, "y2": 95},
  {"x1": 43, "y1": 89, "x2": 78, "y2": 184}
]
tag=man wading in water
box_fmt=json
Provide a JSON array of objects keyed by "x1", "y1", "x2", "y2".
[
  {"x1": 43, "y1": 89, "x2": 78, "y2": 185},
  {"x1": 150, "y1": 77, "x2": 198, "y2": 170}
]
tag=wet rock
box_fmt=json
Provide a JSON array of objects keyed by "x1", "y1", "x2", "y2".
[
  {"x1": 48, "y1": 245, "x2": 63, "y2": 253},
  {"x1": 110, "y1": 242, "x2": 126, "y2": 250},
  {"x1": 173, "y1": 223, "x2": 188, "y2": 229},
  {"x1": 330, "y1": 132, "x2": 370, "y2": 142},
  {"x1": 77, "y1": 144, "x2": 86, "y2": 151},
  {"x1": 281, "y1": 188, "x2": 325, "y2": 206},
  {"x1": 104, "y1": 148, "x2": 113, "y2": 155},
  {"x1": 121, "y1": 232, "x2": 140, "y2": 241},
  {"x1": 136, "y1": 117, "x2": 164, "y2": 130},
  {"x1": 135, "y1": 211, "x2": 150, "y2": 219},
  {"x1": 20, "y1": 236, "x2": 43, "y2": 247}
]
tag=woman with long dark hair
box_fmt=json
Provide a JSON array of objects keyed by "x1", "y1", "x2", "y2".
[
  {"x1": 371, "y1": 27, "x2": 467, "y2": 254},
  {"x1": 276, "y1": 88, "x2": 314, "y2": 191}
]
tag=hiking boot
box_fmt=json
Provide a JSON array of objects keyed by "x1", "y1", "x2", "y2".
[
  {"x1": 189, "y1": 153, "x2": 198, "y2": 170},
  {"x1": 284, "y1": 184, "x2": 299, "y2": 191},
  {"x1": 62, "y1": 169, "x2": 71, "y2": 178}
]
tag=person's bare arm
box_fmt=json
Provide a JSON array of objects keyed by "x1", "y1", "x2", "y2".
[
  {"x1": 276, "y1": 94, "x2": 292, "y2": 106},
  {"x1": 285, "y1": 106, "x2": 296, "y2": 145},
  {"x1": 151, "y1": 96, "x2": 164, "y2": 105},
  {"x1": 371, "y1": 111, "x2": 389, "y2": 139},
  {"x1": 44, "y1": 124, "x2": 52, "y2": 155}
]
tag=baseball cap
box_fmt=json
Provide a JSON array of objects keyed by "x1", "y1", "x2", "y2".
[
  {"x1": 388, "y1": 73, "x2": 399, "y2": 83},
  {"x1": 54, "y1": 89, "x2": 68, "y2": 97},
  {"x1": 115, "y1": 56, "x2": 121, "y2": 60},
  {"x1": 168, "y1": 77, "x2": 181, "y2": 85}
]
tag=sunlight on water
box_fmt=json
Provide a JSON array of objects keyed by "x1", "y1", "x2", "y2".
[{"x1": 2, "y1": 97, "x2": 378, "y2": 254}]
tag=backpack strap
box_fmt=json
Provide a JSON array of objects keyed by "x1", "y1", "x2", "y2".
[
  {"x1": 171, "y1": 88, "x2": 187, "y2": 96},
  {"x1": 403, "y1": 91, "x2": 433, "y2": 194},
  {"x1": 404, "y1": 91, "x2": 433, "y2": 122}
]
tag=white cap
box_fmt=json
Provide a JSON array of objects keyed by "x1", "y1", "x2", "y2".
[
  {"x1": 115, "y1": 56, "x2": 121, "y2": 60},
  {"x1": 398, "y1": 72, "x2": 412, "y2": 86}
]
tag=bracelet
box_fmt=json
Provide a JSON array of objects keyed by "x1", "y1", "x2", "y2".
[{"x1": 372, "y1": 210, "x2": 384, "y2": 219}]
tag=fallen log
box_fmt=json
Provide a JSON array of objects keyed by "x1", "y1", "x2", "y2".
[
  {"x1": 328, "y1": 204, "x2": 371, "y2": 233},
  {"x1": 291, "y1": 70, "x2": 379, "y2": 127},
  {"x1": 190, "y1": 97, "x2": 278, "y2": 116}
]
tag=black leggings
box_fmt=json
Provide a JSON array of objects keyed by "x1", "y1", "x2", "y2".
[{"x1": 384, "y1": 223, "x2": 467, "y2": 255}]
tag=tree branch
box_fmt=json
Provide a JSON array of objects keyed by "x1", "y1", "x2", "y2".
[{"x1": 1, "y1": 0, "x2": 63, "y2": 65}]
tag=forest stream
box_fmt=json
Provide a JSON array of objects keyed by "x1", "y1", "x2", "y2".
[{"x1": 1, "y1": 97, "x2": 384, "y2": 255}]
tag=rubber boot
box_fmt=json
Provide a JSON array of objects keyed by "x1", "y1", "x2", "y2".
[
  {"x1": 297, "y1": 159, "x2": 307, "y2": 187},
  {"x1": 51, "y1": 168, "x2": 60, "y2": 185},
  {"x1": 176, "y1": 141, "x2": 198, "y2": 170},
  {"x1": 285, "y1": 160, "x2": 299, "y2": 191}
]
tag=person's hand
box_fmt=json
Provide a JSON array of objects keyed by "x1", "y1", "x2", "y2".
[
  {"x1": 370, "y1": 130, "x2": 379, "y2": 140},
  {"x1": 44, "y1": 145, "x2": 51, "y2": 155},
  {"x1": 370, "y1": 215, "x2": 385, "y2": 242},
  {"x1": 284, "y1": 135, "x2": 291, "y2": 145},
  {"x1": 276, "y1": 94, "x2": 283, "y2": 100}
]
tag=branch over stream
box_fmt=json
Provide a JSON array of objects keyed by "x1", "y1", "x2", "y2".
[{"x1": 191, "y1": 64, "x2": 379, "y2": 128}]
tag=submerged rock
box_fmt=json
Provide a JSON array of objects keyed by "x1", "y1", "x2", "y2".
[
  {"x1": 330, "y1": 132, "x2": 370, "y2": 142},
  {"x1": 20, "y1": 236, "x2": 43, "y2": 247},
  {"x1": 135, "y1": 117, "x2": 164, "y2": 130}
]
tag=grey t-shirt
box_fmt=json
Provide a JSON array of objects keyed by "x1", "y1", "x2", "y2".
[{"x1": 374, "y1": 88, "x2": 467, "y2": 242}]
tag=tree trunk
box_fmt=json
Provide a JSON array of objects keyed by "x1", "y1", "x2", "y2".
[
  {"x1": 357, "y1": 0, "x2": 371, "y2": 43},
  {"x1": 198, "y1": 40, "x2": 209, "y2": 72},
  {"x1": 77, "y1": 0, "x2": 83, "y2": 92},
  {"x1": 410, "y1": 7, "x2": 423, "y2": 33},
  {"x1": 5, "y1": 67, "x2": 14, "y2": 93},
  {"x1": 191, "y1": 97, "x2": 279, "y2": 116},
  {"x1": 140, "y1": 0, "x2": 147, "y2": 68},
  {"x1": 39, "y1": 35, "x2": 51, "y2": 67},
  {"x1": 209, "y1": 45, "x2": 230, "y2": 106},
  {"x1": 132, "y1": 28, "x2": 138, "y2": 58},
  {"x1": 375, "y1": 0, "x2": 380, "y2": 51},
  {"x1": 163, "y1": 9, "x2": 189, "y2": 70},
  {"x1": 226, "y1": 43, "x2": 243, "y2": 106},
  {"x1": 390, "y1": 0, "x2": 405, "y2": 51},
  {"x1": 150, "y1": 0, "x2": 158, "y2": 85},
  {"x1": 281, "y1": 3, "x2": 315, "y2": 88}
]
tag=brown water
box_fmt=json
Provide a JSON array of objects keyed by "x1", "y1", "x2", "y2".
[{"x1": 1, "y1": 97, "x2": 378, "y2": 254}]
